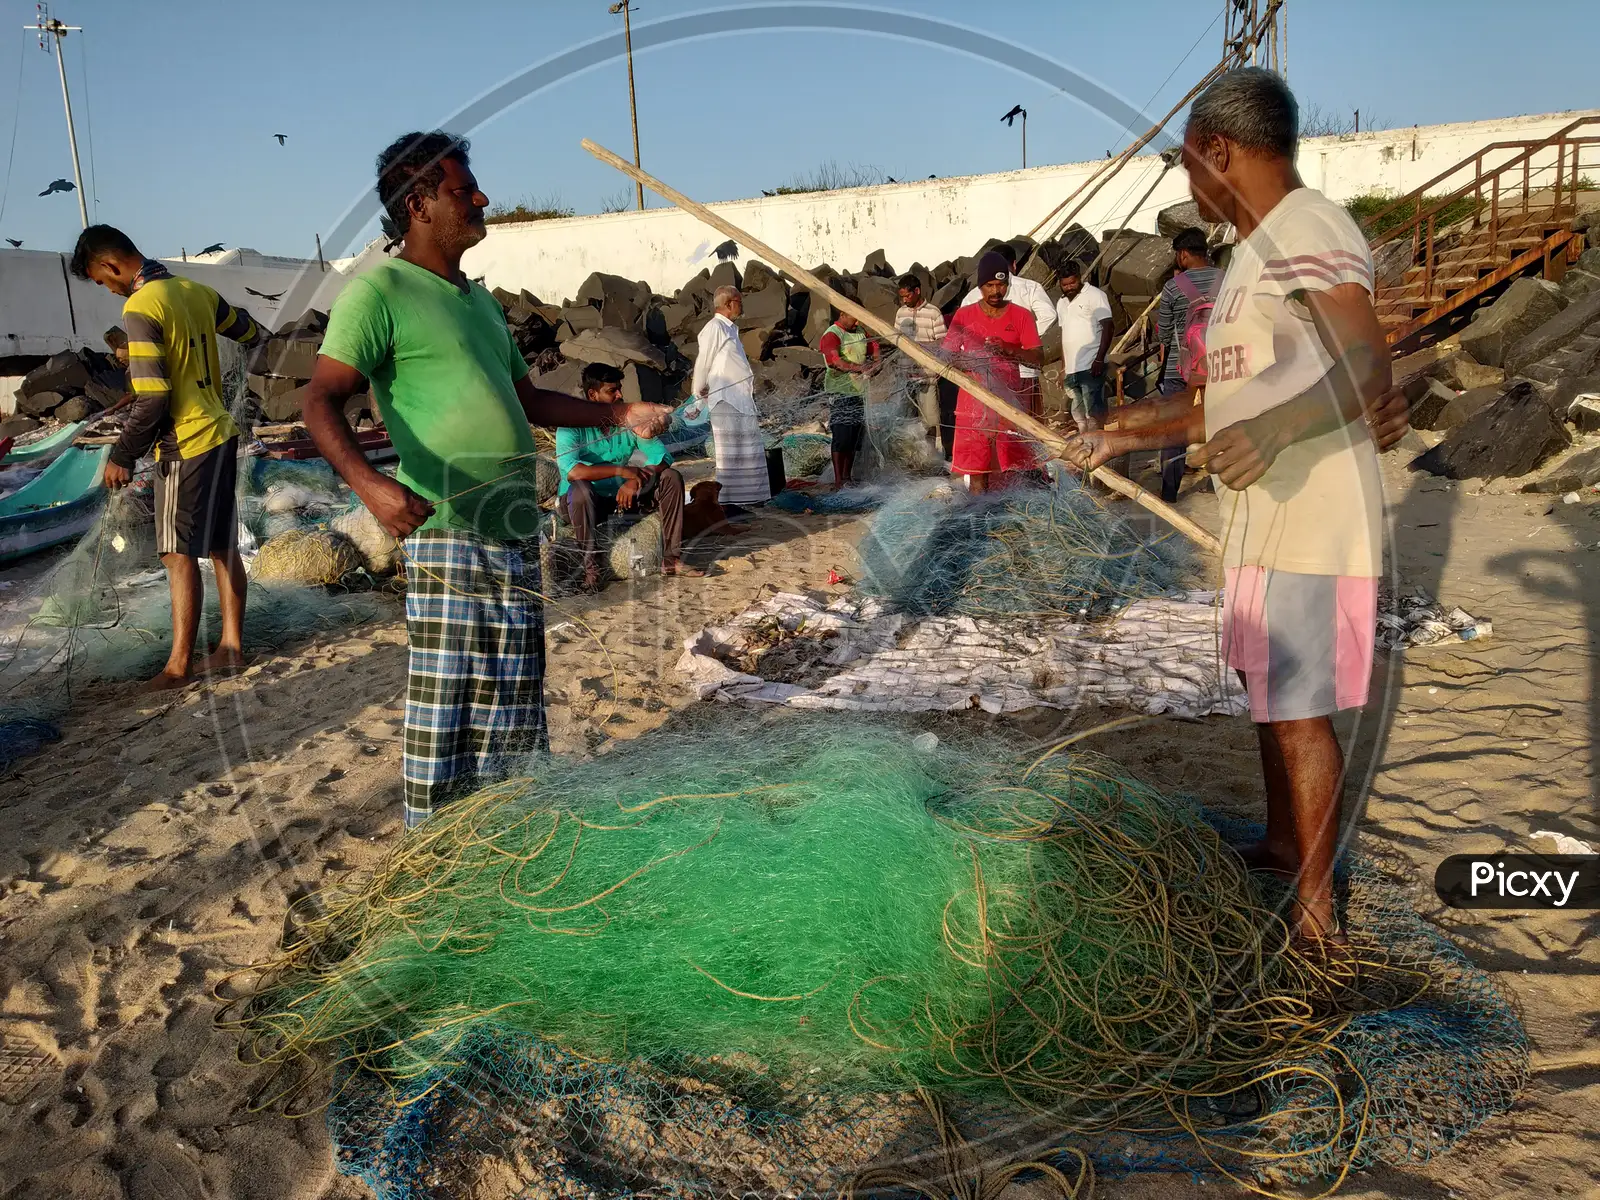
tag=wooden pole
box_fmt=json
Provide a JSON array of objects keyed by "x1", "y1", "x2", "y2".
[
  {"x1": 1111, "y1": 293, "x2": 1163, "y2": 356},
  {"x1": 580, "y1": 138, "x2": 1221, "y2": 556}
]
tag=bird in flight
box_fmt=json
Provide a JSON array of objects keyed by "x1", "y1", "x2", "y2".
[
  {"x1": 245, "y1": 286, "x2": 284, "y2": 301},
  {"x1": 4, "y1": 238, "x2": 20, "y2": 247},
  {"x1": 39, "y1": 178, "x2": 75, "y2": 196},
  {"x1": 272, "y1": 133, "x2": 287, "y2": 145},
  {"x1": 713, "y1": 239, "x2": 739, "y2": 261},
  {"x1": 1000, "y1": 105, "x2": 1026, "y2": 127},
  {"x1": 198, "y1": 242, "x2": 225, "y2": 255}
]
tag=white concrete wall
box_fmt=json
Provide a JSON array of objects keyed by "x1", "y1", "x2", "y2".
[
  {"x1": 4, "y1": 109, "x2": 1594, "y2": 357},
  {"x1": 0, "y1": 249, "x2": 357, "y2": 358},
  {"x1": 464, "y1": 109, "x2": 1600, "y2": 303}
]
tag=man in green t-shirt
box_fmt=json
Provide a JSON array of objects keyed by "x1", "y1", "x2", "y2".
[
  {"x1": 301, "y1": 131, "x2": 671, "y2": 827},
  {"x1": 556, "y1": 362, "x2": 698, "y2": 592}
]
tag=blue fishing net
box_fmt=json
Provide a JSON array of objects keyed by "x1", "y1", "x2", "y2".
[{"x1": 855, "y1": 480, "x2": 1193, "y2": 619}]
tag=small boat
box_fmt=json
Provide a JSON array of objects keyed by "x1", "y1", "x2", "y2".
[
  {"x1": 0, "y1": 444, "x2": 110, "y2": 564},
  {"x1": 4, "y1": 421, "x2": 87, "y2": 466}
]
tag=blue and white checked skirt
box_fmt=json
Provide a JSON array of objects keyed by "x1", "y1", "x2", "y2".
[{"x1": 402, "y1": 529, "x2": 548, "y2": 827}]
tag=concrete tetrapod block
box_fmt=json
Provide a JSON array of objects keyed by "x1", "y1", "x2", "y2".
[
  {"x1": 559, "y1": 328, "x2": 668, "y2": 372},
  {"x1": 738, "y1": 283, "x2": 790, "y2": 327},
  {"x1": 1104, "y1": 231, "x2": 1176, "y2": 301},
  {"x1": 709, "y1": 261, "x2": 742, "y2": 294},
  {"x1": 772, "y1": 345, "x2": 824, "y2": 370},
  {"x1": 16, "y1": 389, "x2": 64, "y2": 417},
  {"x1": 1460, "y1": 277, "x2": 1566, "y2": 367},
  {"x1": 861, "y1": 248, "x2": 894, "y2": 278},
  {"x1": 932, "y1": 274, "x2": 970, "y2": 315},
  {"x1": 20, "y1": 351, "x2": 90, "y2": 400},
  {"x1": 261, "y1": 338, "x2": 320, "y2": 381},
  {"x1": 742, "y1": 260, "x2": 783, "y2": 295},
  {"x1": 741, "y1": 323, "x2": 780, "y2": 363},
  {"x1": 559, "y1": 305, "x2": 604, "y2": 334},
  {"x1": 622, "y1": 363, "x2": 666, "y2": 407},
  {"x1": 854, "y1": 275, "x2": 902, "y2": 325}
]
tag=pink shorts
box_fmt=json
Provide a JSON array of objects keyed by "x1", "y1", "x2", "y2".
[{"x1": 1223, "y1": 567, "x2": 1377, "y2": 723}]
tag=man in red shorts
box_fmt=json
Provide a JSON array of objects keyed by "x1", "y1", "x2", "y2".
[{"x1": 941, "y1": 251, "x2": 1040, "y2": 493}]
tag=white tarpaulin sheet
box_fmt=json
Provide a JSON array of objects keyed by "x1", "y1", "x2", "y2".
[{"x1": 677, "y1": 590, "x2": 1250, "y2": 718}]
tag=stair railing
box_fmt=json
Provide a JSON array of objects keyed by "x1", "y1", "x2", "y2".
[{"x1": 1359, "y1": 115, "x2": 1599, "y2": 300}]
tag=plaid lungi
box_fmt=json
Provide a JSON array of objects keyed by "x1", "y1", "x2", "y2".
[{"x1": 403, "y1": 529, "x2": 548, "y2": 827}]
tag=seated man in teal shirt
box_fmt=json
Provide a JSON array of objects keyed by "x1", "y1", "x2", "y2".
[{"x1": 557, "y1": 363, "x2": 700, "y2": 589}]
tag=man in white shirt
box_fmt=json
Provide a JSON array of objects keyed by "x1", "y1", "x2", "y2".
[
  {"x1": 961, "y1": 243, "x2": 1055, "y2": 414},
  {"x1": 1060, "y1": 68, "x2": 1409, "y2": 949},
  {"x1": 691, "y1": 285, "x2": 770, "y2": 507},
  {"x1": 1054, "y1": 261, "x2": 1115, "y2": 432}
]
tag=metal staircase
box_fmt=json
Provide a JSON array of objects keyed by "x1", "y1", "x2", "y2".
[{"x1": 1361, "y1": 115, "x2": 1598, "y2": 354}]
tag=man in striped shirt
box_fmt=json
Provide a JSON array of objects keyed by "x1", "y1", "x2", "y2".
[
  {"x1": 72, "y1": 224, "x2": 263, "y2": 690},
  {"x1": 1153, "y1": 227, "x2": 1223, "y2": 501},
  {"x1": 895, "y1": 275, "x2": 949, "y2": 446}
]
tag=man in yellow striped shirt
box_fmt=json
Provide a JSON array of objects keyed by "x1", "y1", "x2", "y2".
[{"x1": 71, "y1": 225, "x2": 263, "y2": 690}]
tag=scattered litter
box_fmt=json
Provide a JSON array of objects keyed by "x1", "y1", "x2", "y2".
[
  {"x1": 1376, "y1": 586, "x2": 1492, "y2": 649},
  {"x1": 1532, "y1": 830, "x2": 1595, "y2": 855}
]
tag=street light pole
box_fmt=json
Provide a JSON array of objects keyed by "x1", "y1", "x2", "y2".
[
  {"x1": 610, "y1": 2, "x2": 644, "y2": 211},
  {"x1": 1022, "y1": 110, "x2": 1027, "y2": 169},
  {"x1": 28, "y1": 7, "x2": 88, "y2": 228}
]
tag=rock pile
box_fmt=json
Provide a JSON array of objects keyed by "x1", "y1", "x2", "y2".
[
  {"x1": 247, "y1": 309, "x2": 378, "y2": 428},
  {"x1": 503, "y1": 216, "x2": 1204, "y2": 419},
  {"x1": 1408, "y1": 248, "x2": 1600, "y2": 484},
  {"x1": 5, "y1": 342, "x2": 126, "y2": 435}
]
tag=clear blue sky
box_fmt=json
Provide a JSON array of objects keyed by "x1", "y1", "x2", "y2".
[{"x1": 0, "y1": 0, "x2": 1593, "y2": 259}]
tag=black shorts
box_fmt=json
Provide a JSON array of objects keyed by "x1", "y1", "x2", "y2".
[
  {"x1": 830, "y1": 421, "x2": 866, "y2": 455},
  {"x1": 154, "y1": 436, "x2": 238, "y2": 557}
]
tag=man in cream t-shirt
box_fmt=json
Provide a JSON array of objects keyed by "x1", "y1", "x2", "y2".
[{"x1": 1059, "y1": 68, "x2": 1409, "y2": 948}]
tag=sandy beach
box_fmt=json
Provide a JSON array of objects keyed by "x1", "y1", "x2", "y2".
[{"x1": 1, "y1": 446, "x2": 1596, "y2": 1200}]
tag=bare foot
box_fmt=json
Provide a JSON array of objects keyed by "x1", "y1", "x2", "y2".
[
  {"x1": 141, "y1": 668, "x2": 192, "y2": 693},
  {"x1": 1293, "y1": 919, "x2": 1357, "y2": 982},
  {"x1": 1236, "y1": 839, "x2": 1299, "y2": 879},
  {"x1": 661, "y1": 559, "x2": 706, "y2": 578},
  {"x1": 580, "y1": 562, "x2": 603, "y2": 593},
  {"x1": 196, "y1": 647, "x2": 249, "y2": 676},
  {"x1": 715, "y1": 521, "x2": 751, "y2": 535}
]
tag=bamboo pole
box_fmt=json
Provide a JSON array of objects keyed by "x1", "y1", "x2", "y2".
[
  {"x1": 1112, "y1": 293, "x2": 1163, "y2": 356},
  {"x1": 581, "y1": 138, "x2": 1221, "y2": 557}
]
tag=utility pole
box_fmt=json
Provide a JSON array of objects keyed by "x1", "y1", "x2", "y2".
[
  {"x1": 29, "y1": 5, "x2": 88, "y2": 228},
  {"x1": 609, "y1": 2, "x2": 644, "y2": 211},
  {"x1": 1002, "y1": 105, "x2": 1027, "y2": 170}
]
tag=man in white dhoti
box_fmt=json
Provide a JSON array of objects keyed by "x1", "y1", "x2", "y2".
[{"x1": 691, "y1": 285, "x2": 771, "y2": 508}]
